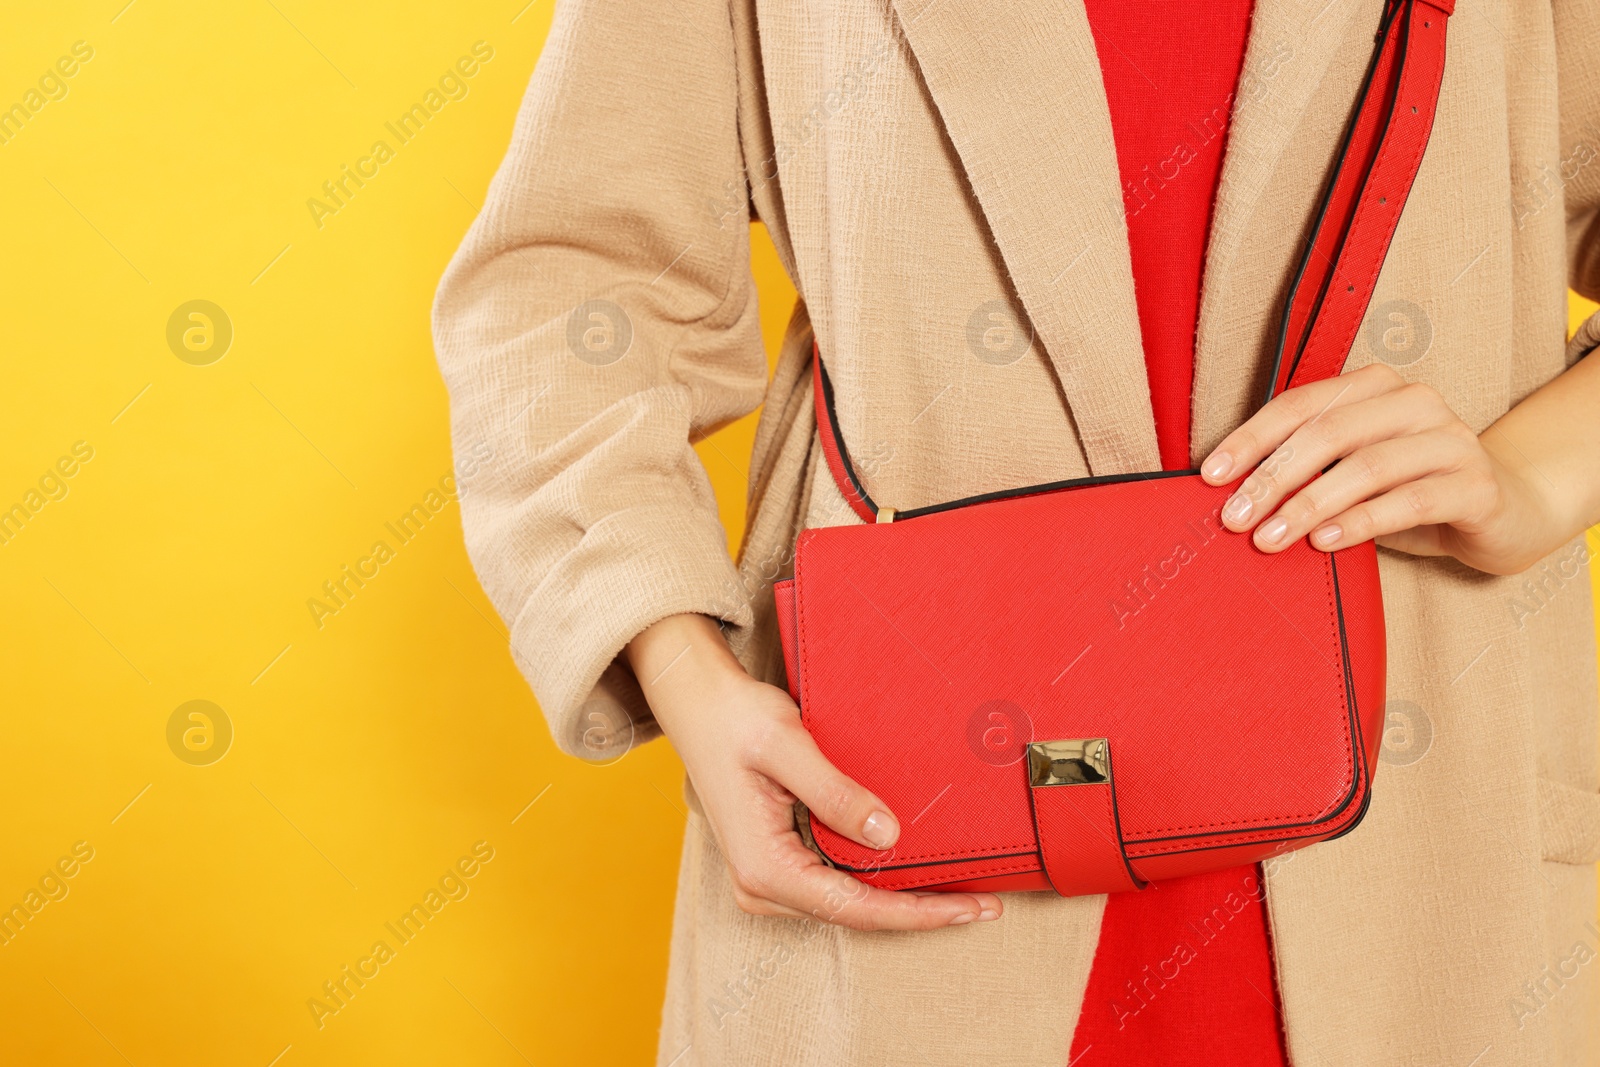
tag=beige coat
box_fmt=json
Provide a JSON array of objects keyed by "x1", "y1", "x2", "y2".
[{"x1": 433, "y1": 0, "x2": 1600, "y2": 1061}]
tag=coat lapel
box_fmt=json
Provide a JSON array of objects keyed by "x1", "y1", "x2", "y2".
[
  {"x1": 890, "y1": 0, "x2": 1378, "y2": 473},
  {"x1": 1191, "y1": 0, "x2": 1378, "y2": 455},
  {"x1": 888, "y1": 0, "x2": 1158, "y2": 475}
]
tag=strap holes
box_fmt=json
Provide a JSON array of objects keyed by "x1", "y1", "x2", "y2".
[
  {"x1": 1411, "y1": 105, "x2": 1419, "y2": 114},
  {"x1": 1379, "y1": 196, "x2": 1387, "y2": 204},
  {"x1": 1347, "y1": 284, "x2": 1356, "y2": 293}
]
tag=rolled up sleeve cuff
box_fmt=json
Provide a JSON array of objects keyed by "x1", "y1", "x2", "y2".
[
  {"x1": 506, "y1": 502, "x2": 753, "y2": 761},
  {"x1": 1566, "y1": 308, "x2": 1600, "y2": 364}
]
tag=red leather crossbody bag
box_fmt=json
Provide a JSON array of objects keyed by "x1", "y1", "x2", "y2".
[{"x1": 772, "y1": 0, "x2": 1454, "y2": 896}]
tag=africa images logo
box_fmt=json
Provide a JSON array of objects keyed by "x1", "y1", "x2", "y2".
[{"x1": 306, "y1": 42, "x2": 495, "y2": 230}]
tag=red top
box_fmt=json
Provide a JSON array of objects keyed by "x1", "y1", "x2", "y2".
[
  {"x1": 1069, "y1": 3, "x2": 1289, "y2": 1065},
  {"x1": 1083, "y1": 0, "x2": 1254, "y2": 472}
]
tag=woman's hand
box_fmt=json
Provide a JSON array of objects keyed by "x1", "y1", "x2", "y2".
[
  {"x1": 1199, "y1": 362, "x2": 1569, "y2": 575},
  {"x1": 625, "y1": 613, "x2": 1002, "y2": 931}
]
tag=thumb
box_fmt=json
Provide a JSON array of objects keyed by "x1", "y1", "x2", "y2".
[{"x1": 758, "y1": 722, "x2": 901, "y2": 852}]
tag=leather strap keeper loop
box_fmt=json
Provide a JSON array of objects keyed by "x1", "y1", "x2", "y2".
[{"x1": 1025, "y1": 739, "x2": 1145, "y2": 896}]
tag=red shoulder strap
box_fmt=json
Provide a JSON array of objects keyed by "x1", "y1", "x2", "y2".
[
  {"x1": 1270, "y1": 0, "x2": 1454, "y2": 397},
  {"x1": 816, "y1": 0, "x2": 1455, "y2": 525},
  {"x1": 812, "y1": 345, "x2": 883, "y2": 522}
]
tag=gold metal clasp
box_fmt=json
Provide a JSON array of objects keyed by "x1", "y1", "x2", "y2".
[
  {"x1": 1027, "y1": 738, "x2": 1112, "y2": 787},
  {"x1": 875, "y1": 507, "x2": 896, "y2": 524}
]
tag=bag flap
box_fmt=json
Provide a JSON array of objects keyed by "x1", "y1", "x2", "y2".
[{"x1": 792, "y1": 473, "x2": 1381, "y2": 877}]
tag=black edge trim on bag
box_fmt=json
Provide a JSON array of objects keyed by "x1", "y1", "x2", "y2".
[
  {"x1": 898, "y1": 467, "x2": 1199, "y2": 521},
  {"x1": 815, "y1": 353, "x2": 880, "y2": 516},
  {"x1": 1315, "y1": 551, "x2": 1376, "y2": 846},
  {"x1": 1127, "y1": 549, "x2": 1369, "y2": 848},
  {"x1": 816, "y1": 359, "x2": 1200, "y2": 522},
  {"x1": 1105, "y1": 745, "x2": 1148, "y2": 888},
  {"x1": 821, "y1": 849, "x2": 1038, "y2": 876}
]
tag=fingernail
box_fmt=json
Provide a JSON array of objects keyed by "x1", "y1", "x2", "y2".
[
  {"x1": 977, "y1": 908, "x2": 999, "y2": 922},
  {"x1": 948, "y1": 912, "x2": 976, "y2": 926},
  {"x1": 1313, "y1": 524, "x2": 1342, "y2": 547},
  {"x1": 1222, "y1": 493, "x2": 1252, "y2": 525},
  {"x1": 1258, "y1": 517, "x2": 1288, "y2": 546},
  {"x1": 1202, "y1": 452, "x2": 1232, "y2": 482},
  {"x1": 862, "y1": 811, "x2": 898, "y2": 849}
]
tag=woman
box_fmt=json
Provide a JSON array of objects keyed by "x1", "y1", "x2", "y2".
[{"x1": 432, "y1": 0, "x2": 1600, "y2": 1062}]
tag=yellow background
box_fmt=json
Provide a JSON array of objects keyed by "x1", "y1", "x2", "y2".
[{"x1": 0, "y1": 3, "x2": 1594, "y2": 1065}]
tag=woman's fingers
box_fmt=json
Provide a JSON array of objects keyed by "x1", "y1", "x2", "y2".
[
  {"x1": 1213, "y1": 380, "x2": 1465, "y2": 542},
  {"x1": 1248, "y1": 429, "x2": 1478, "y2": 552},
  {"x1": 729, "y1": 835, "x2": 1001, "y2": 930},
  {"x1": 1196, "y1": 364, "x2": 1517, "y2": 562},
  {"x1": 788, "y1": 866, "x2": 1001, "y2": 931},
  {"x1": 660, "y1": 669, "x2": 1007, "y2": 934},
  {"x1": 720, "y1": 701, "x2": 1005, "y2": 930},
  {"x1": 1305, "y1": 471, "x2": 1495, "y2": 553},
  {"x1": 750, "y1": 715, "x2": 903, "y2": 852},
  {"x1": 1202, "y1": 363, "x2": 1409, "y2": 484}
]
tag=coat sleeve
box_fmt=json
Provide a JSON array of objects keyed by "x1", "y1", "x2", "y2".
[
  {"x1": 1559, "y1": 0, "x2": 1600, "y2": 326},
  {"x1": 432, "y1": 0, "x2": 765, "y2": 760}
]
